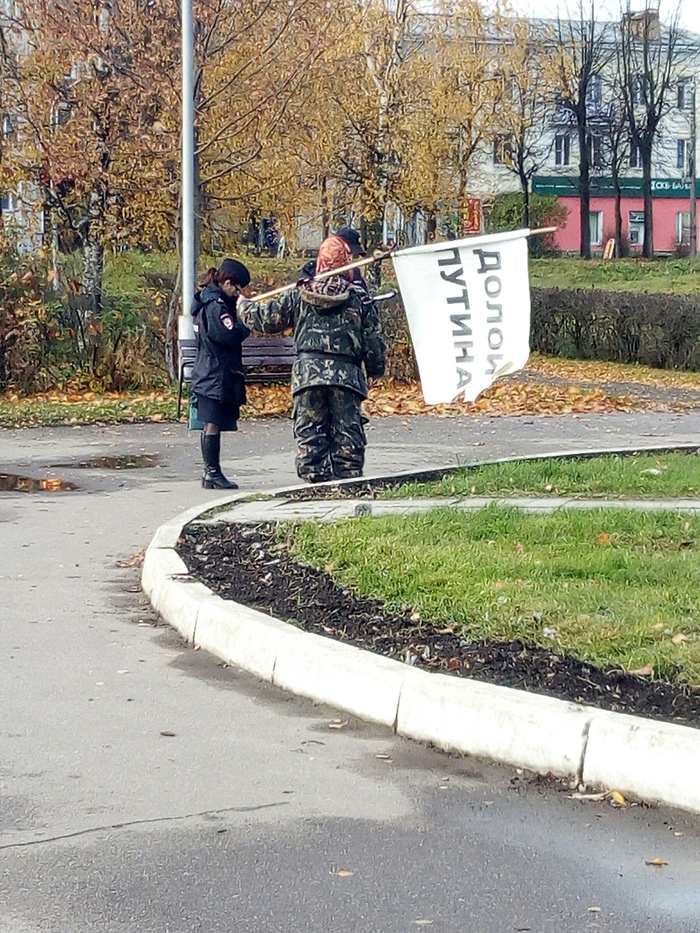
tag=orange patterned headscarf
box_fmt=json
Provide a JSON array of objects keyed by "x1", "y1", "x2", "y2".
[{"x1": 315, "y1": 235, "x2": 353, "y2": 279}]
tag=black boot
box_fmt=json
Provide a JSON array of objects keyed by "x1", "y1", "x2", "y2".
[{"x1": 201, "y1": 433, "x2": 238, "y2": 490}]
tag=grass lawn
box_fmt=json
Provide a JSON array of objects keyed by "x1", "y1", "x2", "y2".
[
  {"x1": 284, "y1": 506, "x2": 700, "y2": 685},
  {"x1": 39, "y1": 248, "x2": 694, "y2": 305},
  {"x1": 383, "y1": 453, "x2": 700, "y2": 500},
  {"x1": 0, "y1": 383, "x2": 296, "y2": 428},
  {"x1": 101, "y1": 250, "x2": 302, "y2": 299},
  {"x1": 0, "y1": 389, "x2": 180, "y2": 428},
  {"x1": 530, "y1": 256, "x2": 700, "y2": 294},
  {"x1": 100, "y1": 250, "x2": 700, "y2": 298},
  {"x1": 102, "y1": 249, "x2": 700, "y2": 300}
]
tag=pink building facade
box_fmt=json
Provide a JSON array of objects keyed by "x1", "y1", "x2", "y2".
[{"x1": 533, "y1": 176, "x2": 700, "y2": 255}]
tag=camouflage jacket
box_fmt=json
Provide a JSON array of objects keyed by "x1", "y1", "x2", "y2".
[{"x1": 239, "y1": 282, "x2": 386, "y2": 398}]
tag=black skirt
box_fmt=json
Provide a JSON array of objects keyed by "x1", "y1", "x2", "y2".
[{"x1": 195, "y1": 394, "x2": 239, "y2": 431}]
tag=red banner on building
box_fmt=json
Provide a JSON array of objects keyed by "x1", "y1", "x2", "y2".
[{"x1": 463, "y1": 198, "x2": 483, "y2": 235}]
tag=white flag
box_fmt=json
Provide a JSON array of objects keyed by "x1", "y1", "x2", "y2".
[{"x1": 391, "y1": 230, "x2": 531, "y2": 404}]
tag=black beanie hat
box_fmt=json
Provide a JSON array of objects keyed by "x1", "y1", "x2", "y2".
[
  {"x1": 335, "y1": 227, "x2": 366, "y2": 255},
  {"x1": 219, "y1": 258, "x2": 251, "y2": 288}
]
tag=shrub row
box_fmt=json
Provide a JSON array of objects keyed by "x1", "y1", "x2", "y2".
[
  {"x1": 5, "y1": 269, "x2": 699, "y2": 395},
  {"x1": 530, "y1": 287, "x2": 700, "y2": 371},
  {"x1": 383, "y1": 286, "x2": 700, "y2": 383},
  {"x1": 0, "y1": 253, "x2": 169, "y2": 395}
]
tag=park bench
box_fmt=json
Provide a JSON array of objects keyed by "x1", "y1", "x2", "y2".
[
  {"x1": 175, "y1": 290, "x2": 394, "y2": 416},
  {"x1": 176, "y1": 335, "x2": 296, "y2": 418}
]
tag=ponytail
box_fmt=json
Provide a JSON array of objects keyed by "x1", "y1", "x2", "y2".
[
  {"x1": 198, "y1": 259, "x2": 251, "y2": 289},
  {"x1": 198, "y1": 267, "x2": 218, "y2": 288}
]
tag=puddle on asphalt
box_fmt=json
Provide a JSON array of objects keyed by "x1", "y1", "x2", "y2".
[
  {"x1": 0, "y1": 473, "x2": 77, "y2": 493},
  {"x1": 51, "y1": 454, "x2": 161, "y2": 470}
]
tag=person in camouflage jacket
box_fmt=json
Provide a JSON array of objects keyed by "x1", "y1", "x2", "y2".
[{"x1": 239, "y1": 234, "x2": 386, "y2": 482}]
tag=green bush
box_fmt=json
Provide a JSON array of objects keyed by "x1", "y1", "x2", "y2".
[
  {"x1": 485, "y1": 193, "x2": 567, "y2": 257},
  {"x1": 0, "y1": 245, "x2": 168, "y2": 394}
]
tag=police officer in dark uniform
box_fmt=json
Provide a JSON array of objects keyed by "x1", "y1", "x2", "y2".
[
  {"x1": 191, "y1": 258, "x2": 251, "y2": 489},
  {"x1": 240, "y1": 234, "x2": 386, "y2": 483}
]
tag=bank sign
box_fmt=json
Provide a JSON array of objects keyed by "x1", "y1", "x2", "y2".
[{"x1": 534, "y1": 175, "x2": 700, "y2": 199}]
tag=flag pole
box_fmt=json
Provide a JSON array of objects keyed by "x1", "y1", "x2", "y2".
[
  {"x1": 247, "y1": 228, "x2": 559, "y2": 304},
  {"x1": 250, "y1": 250, "x2": 396, "y2": 303}
]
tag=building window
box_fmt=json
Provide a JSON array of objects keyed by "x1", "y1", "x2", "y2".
[
  {"x1": 678, "y1": 78, "x2": 694, "y2": 111},
  {"x1": 590, "y1": 211, "x2": 603, "y2": 246},
  {"x1": 631, "y1": 75, "x2": 645, "y2": 106},
  {"x1": 676, "y1": 211, "x2": 691, "y2": 245},
  {"x1": 677, "y1": 138, "x2": 689, "y2": 172},
  {"x1": 555, "y1": 134, "x2": 571, "y2": 166},
  {"x1": 0, "y1": 192, "x2": 16, "y2": 212},
  {"x1": 587, "y1": 75, "x2": 603, "y2": 111},
  {"x1": 629, "y1": 141, "x2": 641, "y2": 168},
  {"x1": 493, "y1": 135, "x2": 513, "y2": 165},
  {"x1": 587, "y1": 134, "x2": 604, "y2": 168}
]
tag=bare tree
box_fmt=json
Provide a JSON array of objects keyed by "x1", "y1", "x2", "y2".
[
  {"x1": 619, "y1": 3, "x2": 683, "y2": 258},
  {"x1": 554, "y1": 1, "x2": 614, "y2": 259},
  {"x1": 600, "y1": 66, "x2": 632, "y2": 256},
  {"x1": 498, "y1": 19, "x2": 558, "y2": 228}
]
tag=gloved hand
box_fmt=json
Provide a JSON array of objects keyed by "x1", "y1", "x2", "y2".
[{"x1": 236, "y1": 297, "x2": 257, "y2": 329}]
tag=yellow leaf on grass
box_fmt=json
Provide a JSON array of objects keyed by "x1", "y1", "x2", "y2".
[
  {"x1": 595, "y1": 533, "x2": 613, "y2": 546},
  {"x1": 629, "y1": 663, "x2": 654, "y2": 677},
  {"x1": 672, "y1": 633, "x2": 689, "y2": 645}
]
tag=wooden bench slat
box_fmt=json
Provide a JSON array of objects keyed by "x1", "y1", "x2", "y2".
[{"x1": 244, "y1": 336, "x2": 295, "y2": 384}]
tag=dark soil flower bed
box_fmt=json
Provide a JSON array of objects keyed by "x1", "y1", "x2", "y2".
[{"x1": 176, "y1": 522, "x2": 700, "y2": 729}]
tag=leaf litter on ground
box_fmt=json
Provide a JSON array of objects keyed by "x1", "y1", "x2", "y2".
[{"x1": 3, "y1": 354, "x2": 700, "y2": 427}]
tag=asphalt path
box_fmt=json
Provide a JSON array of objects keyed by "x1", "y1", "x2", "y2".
[{"x1": 3, "y1": 411, "x2": 700, "y2": 932}]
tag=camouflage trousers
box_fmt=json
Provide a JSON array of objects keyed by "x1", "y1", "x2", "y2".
[{"x1": 293, "y1": 386, "x2": 366, "y2": 483}]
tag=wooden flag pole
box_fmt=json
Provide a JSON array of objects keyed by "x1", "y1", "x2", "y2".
[
  {"x1": 250, "y1": 251, "x2": 396, "y2": 303},
  {"x1": 247, "y1": 228, "x2": 558, "y2": 304}
]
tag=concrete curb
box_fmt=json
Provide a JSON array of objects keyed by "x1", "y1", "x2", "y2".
[
  {"x1": 142, "y1": 459, "x2": 700, "y2": 816},
  {"x1": 273, "y1": 442, "x2": 700, "y2": 498}
]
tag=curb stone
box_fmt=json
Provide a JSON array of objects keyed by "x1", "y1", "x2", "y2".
[{"x1": 142, "y1": 457, "x2": 700, "y2": 816}]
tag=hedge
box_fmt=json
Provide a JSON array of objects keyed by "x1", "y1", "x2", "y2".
[{"x1": 531, "y1": 287, "x2": 700, "y2": 371}]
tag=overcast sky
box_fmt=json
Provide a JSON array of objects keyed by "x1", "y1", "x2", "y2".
[{"x1": 508, "y1": 1, "x2": 700, "y2": 34}]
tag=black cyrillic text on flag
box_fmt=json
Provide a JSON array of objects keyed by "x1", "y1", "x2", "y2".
[
  {"x1": 474, "y1": 249, "x2": 503, "y2": 375},
  {"x1": 438, "y1": 247, "x2": 472, "y2": 389}
]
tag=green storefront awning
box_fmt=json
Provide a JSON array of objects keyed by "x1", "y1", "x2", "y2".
[{"x1": 533, "y1": 175, "x2": 700, "y2": 198}]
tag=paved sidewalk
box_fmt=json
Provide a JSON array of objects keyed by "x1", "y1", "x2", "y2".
[
  {"x1": 153, "y1": 476, "x2": 700, "y2": 819},
  {"x1": 4, "y1": 412, "x2": 700, "y2": 933},
  {"x1": 206, "y1": 493, "x2": 700, "y2": 525}
]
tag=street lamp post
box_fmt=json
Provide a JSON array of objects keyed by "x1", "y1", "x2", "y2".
[
  {"x1": 179, "y1": 0, "x2": 196, "y2": 345},
  {"x1": 690, "y1": 82, "x2": 697, "y2": 259}
]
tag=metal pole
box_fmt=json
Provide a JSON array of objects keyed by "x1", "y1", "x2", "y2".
[
  {"x1": 179, "y1": 0, "x2": 196, "y2": 343},
  {"x1": 690, "y1": 84, "x2": 697, "y2": 259}
]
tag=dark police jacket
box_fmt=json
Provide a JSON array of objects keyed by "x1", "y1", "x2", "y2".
[
  {"x1": 240, "y1": 281, "x2": 386, "y2": 399},
  {"x1": 191, "y1": 285, "x2": 250, "y2": 405}
]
